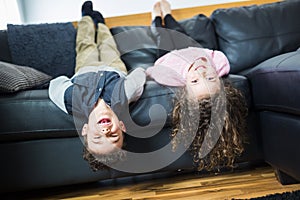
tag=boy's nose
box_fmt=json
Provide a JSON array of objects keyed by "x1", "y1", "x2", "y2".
[{"x1": 101, "y1": 127, "x2": 111, "y2": 135}]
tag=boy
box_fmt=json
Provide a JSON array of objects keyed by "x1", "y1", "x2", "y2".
[{"x1": 49, "y1": 1, "x2": 146, "y2": 171}]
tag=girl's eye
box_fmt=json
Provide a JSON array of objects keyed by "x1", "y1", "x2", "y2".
[
  {"x1": 191, "y1": 80, "x2": 198, "y2": 83},
  {"x1": 207, "y1": 77, "x2": 216, "y2": 81}
]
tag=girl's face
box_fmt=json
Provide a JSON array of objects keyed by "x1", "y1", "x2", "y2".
[{"x1": 186, "y1": 57, "x2": 220, "y2": 100}]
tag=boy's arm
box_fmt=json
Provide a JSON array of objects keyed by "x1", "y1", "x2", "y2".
[
  {"x1": 124, "y1": 67, "x2": 146, "y2": 103},
  {"x1": 48, "y1": 76, "x2": 73, "y2": 113}
]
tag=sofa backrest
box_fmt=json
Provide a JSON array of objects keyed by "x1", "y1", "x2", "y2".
[
  {"x1": 3, "y1": 1, "x2": 299, "y2": 77},
  {"x1": 0, "y1": 30, "x2": 12, "y2": 63},
  {"x1": 110, "y1": 14, "x2": 217, "y2": 72},
  {"x1": 2, "y1": 15, "x2": 216, "y2": 77},
  {"x1": 211, "y1": 0, "x2": 300, "y2": 74}
]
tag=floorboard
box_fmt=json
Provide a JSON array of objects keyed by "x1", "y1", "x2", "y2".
[{"x1": 6, "y1": 164, "x2": 300, "y2": 200}]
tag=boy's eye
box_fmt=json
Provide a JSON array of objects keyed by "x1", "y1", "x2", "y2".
[{"x1": 191, "y1": 80, "x2": 198, "y2": 83}]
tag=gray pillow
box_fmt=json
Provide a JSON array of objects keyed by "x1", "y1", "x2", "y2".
[{"x1": 0, "y1": 61, "x2": 52, "y2": 93}]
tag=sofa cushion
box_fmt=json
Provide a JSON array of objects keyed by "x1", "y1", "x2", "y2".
[
  {"x1": 244, "y1": 50, "x2": 300, "y2": 115},
  {"x1": 179, "y1": 14, "x2": 217, "y2": 50},
  {"x1": 0, "y1": 61, "x2": 52, "y2": 93},
  {"x1": 211, "y1": 0, "x2": 300, "y2": 73},
  {"x1": 7, "y1": 23, "x2": 76, "y2": 78},
  {"x1": 0, "y1": 89, "x2": 77, "y2": 142},
  {"x1": 111, "y1": 26, "x2": 158, "y2": 71}
]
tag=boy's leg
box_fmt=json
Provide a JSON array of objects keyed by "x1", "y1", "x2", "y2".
[
  {"x1": 96, "y1": 23, "x2": 127, "y2": 74},
  {"x1": 75, "y1": 16, "x2": 102, "y2": 73}
]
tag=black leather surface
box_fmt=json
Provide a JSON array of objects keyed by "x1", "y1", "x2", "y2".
[
  {"x1": 211, "y1": 0, "x2": 300, "y2": 73},
  {"x1": 0, "y1": 137, "x2": 111, "y2": 193},
  {"x1": 0, "y1": 30, "x2": 12, "y2": 62},
  {"x1": 111, "y1": 26, "x2": 158, "y2": 71},
  {"x1": 178, "y1": 14, "x2": 218, "y2": 50},
  {"x1": 111, "y1": 14, "x2": 218, "y2": 72},
  {"x1": 0, "y1": 89, "x2": 77, "y2": 142},
  {"x1": 260, "y1": 111, "x2": 300, "y2": 181},
  {"x1": 244, "y1": 50, "x2": 300, "y2": 115}
]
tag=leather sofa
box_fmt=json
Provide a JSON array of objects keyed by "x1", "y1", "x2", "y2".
[{"x1": 0, "y1": 0, "x2": 299, "y2": 193}]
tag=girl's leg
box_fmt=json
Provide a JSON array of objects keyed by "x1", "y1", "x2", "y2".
[
  {"x1": 160, "y1": 0, "x2": 185, "y2": 33},
  {"x1": 152, "y1": 16, "x2": 163, "y2": 28},
  {"x1": 152, "y1": 18, "x2": 173, "y2": 58},
  {"x1": 164, "y1": 14, "x2": 186, "y2": 34},
  {"x1": 150, "y1": 1, "x2": 174, "y2": 58},
  {"x1": 160, "y1": 0, "x2": 195, "y2": 50},
  {"x1": 96, "y1": 23, "x2": 127, "y2": 74},
  {"x1": 75, "y1": 16, "x2": 102, "y2": 73},
  {"x1": 151, "y1": 1, "x2": 163, "y2": 28}
]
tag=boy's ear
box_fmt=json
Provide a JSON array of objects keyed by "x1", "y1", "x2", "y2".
[
  {"x1": 119, "y1": 121, "x2": 126, "y2": 132},
  {"x1": 81, "y1": 124, "x2": 88, "y2": 136}
]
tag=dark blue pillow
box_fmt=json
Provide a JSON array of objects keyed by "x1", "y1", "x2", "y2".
[{"x1": 7, "y1": 22, "x2": 76, "y2": 78}]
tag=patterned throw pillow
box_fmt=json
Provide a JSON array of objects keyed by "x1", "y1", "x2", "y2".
[{"x1": 0, "y1": 61, "x2": 52, "y2": 93}]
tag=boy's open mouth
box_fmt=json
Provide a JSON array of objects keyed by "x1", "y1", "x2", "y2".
[{"x1": 99, "y1": 118, "x2": 111, "y2": 125}]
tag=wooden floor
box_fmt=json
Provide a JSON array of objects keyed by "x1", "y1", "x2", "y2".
[{"x1": 9, "y1": 164, "x2": 300, "y2": 200}]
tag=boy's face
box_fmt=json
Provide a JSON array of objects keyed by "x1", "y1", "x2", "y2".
[
  {"x1": 82, "y1": 99, "x2": 126, "y2": 155},
  {"x1": 186, "y1": 57, "x2": 221, "y2": 100}
]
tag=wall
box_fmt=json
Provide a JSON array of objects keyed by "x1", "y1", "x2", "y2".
[{"x1": 0, "y1": 0, "x2": 21, "y2": 29}]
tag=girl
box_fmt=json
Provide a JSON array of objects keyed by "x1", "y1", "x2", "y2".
[{"x1": 146, "y1": 0, "x2": 248, "y2": 171}]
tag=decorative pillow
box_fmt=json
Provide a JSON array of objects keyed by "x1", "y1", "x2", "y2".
[
  {"x1": 7, "y1": 22, "x2": 76, "y2": 78},
  {"x1": 0, "y1": 61, "x2": 52, "y2": 93},
  {"x1": 211, "y1": 0, "x2": 300, "y2": 73}
]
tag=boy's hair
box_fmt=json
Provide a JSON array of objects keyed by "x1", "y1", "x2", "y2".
[
  {"x1": 82, "y1": 135, "x2": 126, "y2": 171},
  {"x1": 172, "y1": 78, "x2": 248, "y2": 171}
]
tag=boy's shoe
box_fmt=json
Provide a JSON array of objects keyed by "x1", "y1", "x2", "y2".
[
  {"x1": 82, "y1": 1, "x2": 93, "y2": 17},
  {"x1": 92, "y1": 11, "x2": 105, "y2": 26}
]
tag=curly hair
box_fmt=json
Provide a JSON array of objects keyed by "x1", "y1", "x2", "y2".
[
  {"x1": 82, "y1": 135, "x2": 126, "y2": 171},
  {"x1": 171, "y1": 78, "x2": 248, "y2": 171}
]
